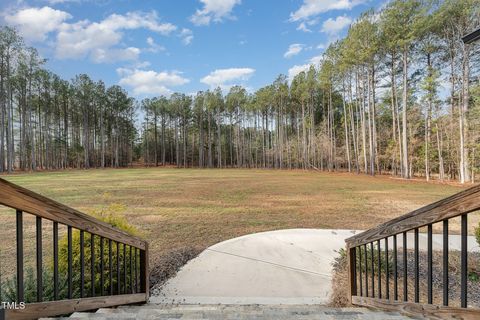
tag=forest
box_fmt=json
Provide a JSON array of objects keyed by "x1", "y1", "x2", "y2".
[
  {"x1": 0, "y1": 28, "x2": 137, "y2": 171},
  {"x1": 1, "y1": 0, "x2": 479, "y2": 183}
]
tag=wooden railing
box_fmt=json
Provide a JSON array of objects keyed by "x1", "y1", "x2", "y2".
[
  {"x1": 345, "y1": 184, "x2": 480, "y2": 319},
  {"x1": 0, "y1": 178, "x2": 149, "y2": 320}
]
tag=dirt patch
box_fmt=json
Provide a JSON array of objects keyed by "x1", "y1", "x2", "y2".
[{"x1": 149, "y1": 246, "x2": 203, "y2": 295}]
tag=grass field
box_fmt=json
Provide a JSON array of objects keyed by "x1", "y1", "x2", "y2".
[{"x1": 0, "y1": 168, "x2": 473, "y2": 266}]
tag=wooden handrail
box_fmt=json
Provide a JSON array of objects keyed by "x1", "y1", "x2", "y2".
[
  {"x1": 0, "y1": 178, "x2": 149, "y2": 320},
  {"x1": 346, "y1": 184, "x2": 480, "y2": 248},
  {"x1": 345, "y1": 184, "x2": 480, "y2": 319},
  {"x1": 0, "y1": 178, "x2": 146, "y2": 250}
]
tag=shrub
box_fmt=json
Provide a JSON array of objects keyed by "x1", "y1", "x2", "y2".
[
  {"x1": 2, "y1": 268, "x2": 68, "y2": 303},
  {"x1": 58, "y1": 204, "x2": 140, "y2": 298},
  {"x1": 475, "y1": 222, "x2": 480, "y2": 248}
]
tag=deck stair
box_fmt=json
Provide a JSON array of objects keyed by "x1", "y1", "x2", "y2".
[{"x1": 42, "y1": 304, "x2": 414, "y2": 319}]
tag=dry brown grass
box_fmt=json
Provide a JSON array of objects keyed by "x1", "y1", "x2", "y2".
[{"x1": 0, "y1": 168, "x2": 471, "y2": 282}]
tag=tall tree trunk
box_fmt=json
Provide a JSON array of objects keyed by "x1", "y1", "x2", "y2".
[
  {"x1": 390, "y1": 53, "x2": 398, "y2": 176},
  {"x1": 459, "y1": 43, "x2": 470, "y2": 183},
  {"x1": 217, "y1": 108, "x2": 221, "y2": 168},
  {"x1": 342, "y1": 79, "x2": 351, "y2": 172},
  {"x1": 207, "y1": 112, "x2": 212, "y2": 168},
  {"x1": 367, "y1": 69, "x2": 374, "y2": 176},
  {"x1": 154, "y1": 111, "x2": 158, "y2": 167},
  {"x1": 0, "y1": 56, "x2": 5, "y2": 172},
  {"x1": 436, "y1": 122, "x2": 444, "y2": 181},
  {"x1": 402, "y1": 47, "x2": 409, "y2": 179},
  {"x1": 199, "y1": 112, "x2": 204, "y2": 168}
]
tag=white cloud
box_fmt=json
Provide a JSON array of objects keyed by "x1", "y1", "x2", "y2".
[
  {"x1": 287, "y1": 54, "x2": 323, "y2": 82},
  {"x1": 290, "y1": 0, "x2": 364, "y2": 21},
  {"x1": 132, "y1": 61, "x2": 152, "y2": 69},
  {"x1": 309, "y1": 54, "x2": 323, "y2": 65},
  {"x1": 55, "y1": 11, "x2": 177, "y2": 62},
  {"x1": 180, "y1": 28, "x2": 194, "y2": 45},
  {"x1": 4, "y1": 6, "x2": 71, "y2": 41},
  {"x1": 296, "y1": 22, "x2": 312, "y2": 33},
  {"x1": 146, "y1": 37, "x2": 166, "y2": 53},
  {"x1": 46, "y1": 0, "x2": 80, "y2": 3},
  {"x1": 321, "y1": 15, "x2": 352, "y2": 35},
  {"x1": 288, "y1": 64, "x2": 310, "y2": 81},
  {"x1": 100, "y1": 11, "x2": 176, "y2": 35},
  {"x1": 190, "y1": 0, "x2": 241, "y2": 26},
  {"x1": 284, "y1": 43, "x2": 304, "y2": 58},
  {"x1": 46, "y1": 0, "x2": 83, "y2": 4},
  {"x1": 91, "y1": 47, "x2": 141, "y2": 63},
  {"x1": 118, "y1": 68, "x2": 190, "y2": 96},
  {"x1": 201, "y1": 67, "x2": 255, "y2": 88}
]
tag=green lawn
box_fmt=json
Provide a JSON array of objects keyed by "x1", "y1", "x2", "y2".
[{"x1": 0, "y1": 168, "x2": 472, "y2": 267}]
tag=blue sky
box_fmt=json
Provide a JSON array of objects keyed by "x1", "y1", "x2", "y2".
[{"x1": 1, "y1": 0, "x2": 384, "y2": 98}]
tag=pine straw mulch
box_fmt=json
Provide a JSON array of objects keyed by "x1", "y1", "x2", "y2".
[{"x1": 330, "y1": 249, "x2": 480, "y2": 308}]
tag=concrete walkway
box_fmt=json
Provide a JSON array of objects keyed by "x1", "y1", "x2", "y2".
[
  {"x1": 151, "y1": 229, "x2": 360, "y2": 305},
  {"x1": 151, "y1": 228, "x2": 479, "y2": 306}
]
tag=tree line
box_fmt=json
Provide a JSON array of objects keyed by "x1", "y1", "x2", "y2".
[
  {"x1": 141, "y1": 0, "x2": 480, "y2": 183},
  {"x1": 1, "y1": 0, "x2": 480, "y2": 184},
  {"x1": 0, "y1": 27, "x2": 137, "y2": 172}
]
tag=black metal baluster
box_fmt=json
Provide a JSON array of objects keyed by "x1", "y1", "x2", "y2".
[
  {"x1": 130, "y1": 246, "x2": 133, "y2": 293},
  {"x1": 385, "y1": 237, "x2": 389, "y2": 300},
  {"x1": 91, "y1": 233, "x2": 95, "y2": 297},
  {"x1": 364, "y1": 243, "x2": 368, "y2": 297},
  {"x1": 109, "y1": 239, "x2": 113, "y2": 295},
  {"x1": 370, "y1": 242, "x2": 374, "y2": 298},
  {"x1": 16, "y1": 210, "x2": 24, "y2": 303},
  {"x1": 80, "y1": 230, "x2": 85, "y2": 298},
  {"x1": 427, "y1": 224, "x2": 433, "y2": 304},
  {"x1": 349, "y1": 247, "x2": 357, "y2": 297},
  {"x1": 377, "y1": 240, "x2": 381, "y2": 299},
  {"x1": 461, "y1": 214, "x2": 467, "y2": 308},
  {"x1": 443, "y1": 220, "x2": 449, "y2": 306},
  {"x1": 358, "y1": 246, "x2": 363, "y2": 296},
  {"x1": 403, "y1": 231, "x2": 407, "y2": 301},
  {"x1": 123, "y1": 243, "x2": 127, "y2": 294},
  {"x1": 414, "y1": 228, "x2": 419, "y2": 303},
  {"x1": 140, "y1": 249, "x2": 146, "y2": 293},
  {"x1": 53, "y1": 222, "x2": 59, "y2": 300},
  {"x1": 68, "y1": 226, "x2": 73, "y2": 299},
  {"x1": 108, "y1": 239, "x2": 113, "y2": 296},
  {"x1": 36, "y1": 217, "x2": 43, "y2": 302},
  {"x1": 117, "y1": 242, "x2": 120, "y2": 295},
  {"x1": 100, "y1": 237, "x2": 104, "y2": 296},
  {"x1": 135, "y1": 248, "x2": 138, "y2": 293},
  {"x1": 393, "y1": 234, "x2": 398, "y2": 300}
]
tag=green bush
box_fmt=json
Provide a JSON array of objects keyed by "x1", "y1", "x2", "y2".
[
  {"x1": 475, "y1": 222, "x2": 480, "y2": 248},
  {"x1": 2, "y1": 204, "x2": 139, "y2": 302},
  {"x1": 340, "y1": 245, "x2": 393, "y2": 275},
  {"x1": 2, "y1": 268, "x2": 68, "y2": 303}
]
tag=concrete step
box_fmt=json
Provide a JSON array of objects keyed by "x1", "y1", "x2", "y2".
[{"x1": 40, "y1": 304, "x2": 415, "y2": 319}]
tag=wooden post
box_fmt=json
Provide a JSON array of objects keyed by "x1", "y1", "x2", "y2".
[
  {"x1": 140, "y1": 242, "x2": 149, "y2": 301},
  {"x1": 346, "y1": 244, "x2": 356, "y2": 304}
]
